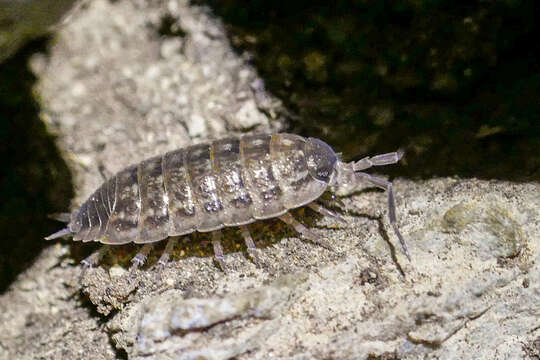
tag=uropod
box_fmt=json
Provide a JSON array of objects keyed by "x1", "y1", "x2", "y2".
[{"x1": 46, "y1": 133, "x2": 409, "y2": 269}]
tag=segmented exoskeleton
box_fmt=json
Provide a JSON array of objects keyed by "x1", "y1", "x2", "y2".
[{"x1": 46, "y1": 133, "x2": 409, "y2": 269}]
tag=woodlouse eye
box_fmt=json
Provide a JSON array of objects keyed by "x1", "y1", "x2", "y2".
[{"x1": 305, "y1": 138, "x2": 337, "y2": 183}]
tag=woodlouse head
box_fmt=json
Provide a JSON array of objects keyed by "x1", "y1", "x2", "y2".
[{"x1": 305, "y1": 138, "x2": 338, "y2": 185}]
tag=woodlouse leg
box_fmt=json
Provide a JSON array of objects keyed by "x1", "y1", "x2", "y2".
[
  {"x1": 239, "y1": 225, "x2": 261, "y2": 266},
  {"x1": 307, "y1": 203, "x2": 346, "y2": 224},
  {"x1": 130, "y1": 243, "x2": 154, "y2": 270},
  {"x1": 81, "y1": 245, "x2": 109, "y2": 267},
  {"x1": 279, "y1": 213, "x2": 332, "y2": 250},
  {"x1": 157, "y1": 237, "x2": 178, "y2": 267},
  {"x1": 355, "y1": 172, "x2": 411, "y2": 261},
  {"x1": 212, "y1": 231, "x2": 227, "y2": 271}
]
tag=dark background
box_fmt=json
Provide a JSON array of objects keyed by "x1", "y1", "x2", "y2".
[
  {"x1": 0, "y1": 39, "x2": 73, "y2": 293},
  {"x1": 204, "y1": 0, "x2": 540, "y2": 180},
  {"x1": 1, "y1": 0, "x2": 539, "y2": 291}
]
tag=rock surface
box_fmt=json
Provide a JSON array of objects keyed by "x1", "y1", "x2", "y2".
[{"x1": 0, "y1": 1, "x2": 538, "y2": 359}]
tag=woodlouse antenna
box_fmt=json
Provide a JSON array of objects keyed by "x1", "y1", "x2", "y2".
[
  {"x1": 353, "y1": 150, "x2": 404, "y2": 172},
  {"x1": 351, "y1": 149, "x2": 410, "y2": 261}
]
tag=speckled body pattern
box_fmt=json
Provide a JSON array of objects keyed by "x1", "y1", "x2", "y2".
[{"x1": 68, "y1": 133, "x2": 335, "y2": 245}]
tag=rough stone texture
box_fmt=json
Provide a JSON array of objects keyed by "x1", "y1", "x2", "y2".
[
  {"x1": 93, "y1": 180, "x2": 538, "y2": 360},
  {"x1": 0, "y1": 246, "x2": 116, "y2": 359},
  {"x1": 0, "y1": 1, "x2": 539, "y2": 359}
]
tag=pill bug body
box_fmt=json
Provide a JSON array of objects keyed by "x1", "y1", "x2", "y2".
[{"x1": 47, "y1": 133, "x2": 409, "y2": 267}]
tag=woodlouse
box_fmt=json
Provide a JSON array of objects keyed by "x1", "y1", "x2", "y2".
[{"x1": 46, "y1": 133, "x2": 409, "y2": 269}]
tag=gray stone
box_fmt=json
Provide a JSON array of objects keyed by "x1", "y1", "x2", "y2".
[
  {"x1": 0, "y1": 1, "x2": 538, "y2": 359},
  {"x1": 108, "y1": 274, "x2": 308, "y2": 358},
  {"x1": 441, "y1": 201, "x2": 522, "y2": 259}
]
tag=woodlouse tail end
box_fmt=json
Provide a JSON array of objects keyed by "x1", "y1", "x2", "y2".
[
  {"x1": 396, "y1": 149, "x2": 405, "y2": 161},
  {"x1": 45, "y1": 227, "x2": 72, "y2": 240}
]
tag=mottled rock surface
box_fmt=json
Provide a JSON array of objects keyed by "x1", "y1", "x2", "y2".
[{"x1": 0, "y1": 1, "x2": 538, "y2": 359}]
